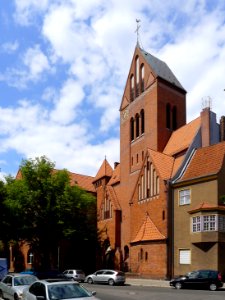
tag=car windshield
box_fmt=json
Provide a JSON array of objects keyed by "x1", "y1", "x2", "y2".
[
  {"x1": 14, "y1": 276, "x2": 37, "y2": 286},
  {"x1": 48, "y1": 283, "x2": 91, "y2": 299}
]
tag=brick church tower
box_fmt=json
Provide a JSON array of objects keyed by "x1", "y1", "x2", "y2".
[
  {"x1": 119, "y1": 43, "x2": 186, "y2": 277},
  {"x1": 95, "y1": 42, "x2": 187, "y2": 278}
]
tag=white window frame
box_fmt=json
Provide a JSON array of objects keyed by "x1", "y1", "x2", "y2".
[
  {"x1": 179, "y1": 249, "x2": 191, "y2": 265},
  {"x1": 179, "y1": 189, "x2": 190, "y2": 205},
  {"x1": 192, "y1": 216, "x2": 201, "y2": 232}
]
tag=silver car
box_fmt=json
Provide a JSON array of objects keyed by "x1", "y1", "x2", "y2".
[
  {"x1": 62, "y1": 270, "x2": 85, "y2": 282},
  {"x1": 0, "y1": 273, "x2": 38, "y2": 300},
  {"x1": 22, "y1": 279, "x2": 99, "y2": 300},
  {"x1": 85, "y1": 269, "x2": 125, "y2": 286}
]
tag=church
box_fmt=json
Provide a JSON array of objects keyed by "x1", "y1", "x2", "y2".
[
  {"x1": 10, "y1": 41, "x2": 225, "y2": 279},
  {"x1": 93, "y1": 42, "x2": 225, "y2": 279}
]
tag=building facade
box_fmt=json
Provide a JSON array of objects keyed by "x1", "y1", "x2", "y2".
[{"x1": 95, "y1": 43, "x2": 225, "y2": 279}]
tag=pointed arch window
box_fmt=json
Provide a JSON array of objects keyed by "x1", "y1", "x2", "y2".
[
  {"x1": 140, "y1": 64, "x2": 145, "y2": 93},
  {"x1": 130, "y1": 74, "x2": 134, "y2": 101},
  {"x1": 140, "y1": 109, "x2": 145, "y2": 134},
  {"x1": 166, "y1": 103, "x2": 171, "y2": 129},
  {"x1": 138, "y1": 160, "x2": 160, "y2": 201},
  {"x1": 135, "y1": 56, "x2": 140, "y2": 97},
  {"x1": 172, "y1": 106, "x2": 177, "y2": 130},
  {"x1": 130, "y1": 117, "x2": 134, "y2": 141},
  {"x1": 135, "y1": 113, "x2": 140, "y2": 137}
]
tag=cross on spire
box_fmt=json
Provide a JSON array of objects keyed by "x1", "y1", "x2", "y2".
[{"x1": 135, "y1": 19, "x2": 141, "y2": 44}]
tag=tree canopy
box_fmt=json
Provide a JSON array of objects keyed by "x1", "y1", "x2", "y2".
[{"x1": 2, "y1": 156, "x2": 97, "y2": 271}]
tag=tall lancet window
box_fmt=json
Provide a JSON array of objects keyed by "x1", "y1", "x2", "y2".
[
  {"x1": 135, "y1": 56, "x2": 140, "y2": 97},
  {"x1": 130, "y1": 74, "x2": 134, "y2": 101},
  {"x1": 141, "y1": 64, "x2": 145, "y2": 92}
]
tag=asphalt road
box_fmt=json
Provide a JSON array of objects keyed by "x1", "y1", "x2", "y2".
[{"x1": 83, "y1": 283, "x2": 225, "y2": 300}]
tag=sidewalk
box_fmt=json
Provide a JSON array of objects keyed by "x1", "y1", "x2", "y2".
[{"x1": 126, "y1": 277, "x2": 170, "y2": 288}]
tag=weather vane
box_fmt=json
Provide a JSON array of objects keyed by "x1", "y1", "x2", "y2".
[{"x1": 135, "y1": 19, "x2": 141, "y2": 44}]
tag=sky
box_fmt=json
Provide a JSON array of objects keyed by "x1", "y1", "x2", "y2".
[{"x1": 0, "y1": 0, "x2": 225, "y2": 180}]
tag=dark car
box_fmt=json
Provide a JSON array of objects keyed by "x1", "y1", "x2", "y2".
[{"x1": 170, "y1": 269, "x2": 223, "y2": 291}]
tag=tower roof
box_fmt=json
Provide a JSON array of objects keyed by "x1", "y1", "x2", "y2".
[
  {"x1": 131, "y1": 214, "x2": 165, "y2": 243},
  {"x1": 93, "y1": 158, "x2": 113, "y2": 182},
  {"x1": 139, "y1": 47, "x2": 186, "y2": 91}
]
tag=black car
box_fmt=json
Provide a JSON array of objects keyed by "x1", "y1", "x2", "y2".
[{"x1": 170, "y1": 270, "x2": 223, "y2": 291}]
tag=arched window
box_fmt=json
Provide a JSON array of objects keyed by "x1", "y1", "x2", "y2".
[
  {"x1": 172, "y1": 106, "x2": 177, "y2": 130},
  {"x1": 135, "y1": 113, "x2": 139, "y2": 137},
  {"x1": 130, "y1": 118, "x2": 134, "y2": 141},
  {"x1": 166, "y1": 103, "x2": 171, "y2": 129},
  {"x1": 130, "y1": 74, "x2": 134, "y2": 101},
  {"x1": 135, "y1": 56, "x2": 140, "y2": 97},
  {"x1": 27, "y1": 250, "x2": 33, "y2": 264},
  {"x1": 140, "y1": 109, "x2": 145, "y2": 134},
  {"x1": 140, "y1": 248, "x2": 143, "y2": 260},
  {"x1": 141, "y1": 64, "x2": 145, "y2": 92}
]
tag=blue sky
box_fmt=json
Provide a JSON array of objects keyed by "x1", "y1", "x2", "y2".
[{"x1": 0, "y1": 0, "x2": 225, "y2": 179}]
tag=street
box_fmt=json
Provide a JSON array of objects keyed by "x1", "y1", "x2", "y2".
[{"x1": 83, "y1": 283, "x2": 225, "y2": 300}]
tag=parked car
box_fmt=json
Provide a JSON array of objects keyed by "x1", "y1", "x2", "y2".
[
  {"x1": 22, "y1": 279, "x2": 100, "y2": 300},
  {"x1": 85, "y1": 269, "x2": 125, "y2": 286},
  {"x1": 21, "y1": 270, "x2": 65, "y2": 280},
  {"x1": 170, "y1": 269, "x2": 223, "y2": 291},
  {"x1": 62, "y1": 270, "x2": 85, "y2": 282},
  {"x1": 0, "y1": 273, "x2": 38, "y2": 300}
]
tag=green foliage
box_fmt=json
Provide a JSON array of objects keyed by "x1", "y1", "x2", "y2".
[{"x1": 2, "y1": 156, "x2": 97, "y2": 269}]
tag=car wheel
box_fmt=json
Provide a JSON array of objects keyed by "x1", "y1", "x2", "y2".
[
  {"x1": 175, "y1": 282, "x2": 182, "y2": 289},
  {"x1": 108, "y1": 278, "x2": 115, "y2": 286},
  {"x1": 87, "y1": 277, "x2": 93, "y2": 284},
  {"x1": 0, "y1": 289, "x2": 4, "y2": 299},
  {"x1": 209, "y1": 283, "x2": 217, "y2": 291},
  {"x1": 14, "y1": 294, "x2": 19, "y2": 300}
]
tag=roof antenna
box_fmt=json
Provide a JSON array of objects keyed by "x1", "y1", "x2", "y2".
[{"x1": 135, "y1": 19, "x2": 141, "y2": 45}]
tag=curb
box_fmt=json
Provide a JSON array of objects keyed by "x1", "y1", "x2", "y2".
[{"x1": 126, "y1": 278, "x2": 170, "y2": 288}]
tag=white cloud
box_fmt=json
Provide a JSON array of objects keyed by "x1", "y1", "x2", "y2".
[
  {"x1": 23, "y1": 45, "x2": 51, "y2": 79},
  {"x1": 2, "y1": 41, "x2": 19, "y2": 53},
  {"x1": 50, "y1": 79, "x2": 85, "y2": 124}
]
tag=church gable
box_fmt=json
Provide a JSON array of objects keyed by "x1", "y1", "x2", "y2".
[
  {"x1": 130, "y1": 149, "x2": 174, "y2": 204},
  {"x1": 120, "y1": 45, "x2": 156, "y2": 111},
  {"x1": 98, "y1": 186, "x2": 121, "y2": 222}
]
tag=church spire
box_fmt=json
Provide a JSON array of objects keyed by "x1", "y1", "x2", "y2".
[{"x1": 135, "y1": 19, "x2": 141, "y2": 46}]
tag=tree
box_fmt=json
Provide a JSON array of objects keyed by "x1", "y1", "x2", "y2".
[{"x1": 4, "y1": 156, "x2": 97, "y2": 271}]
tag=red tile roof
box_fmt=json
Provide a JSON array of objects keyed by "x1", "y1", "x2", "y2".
[
  {"x1": 148, "y1": 149, "x2": 174, "y2": 179},
  {"x1": 163, "y1": 117, "x2": 201, "y2": 156},
  {"x1": 68, "y1": 171, "x2": 95, "y2": 193},
  {"x1": 177, "y1": 141, "x2": 225, "y2": 182},
  {"x1": 188, "y1": 202, "x2": 225, "y2": 214},
  {"x1": 131, "y1": 214, "x2": 165, "y2": 243},
  {"x1": 93, "y1": 158, "x2": 113, "y2": 182},
  {"x1": 107, "y1": 186, "x2": 121, "y2": 210},
  {"x1": 108, "y1": 164, "x2": 120, "y2": 185}
]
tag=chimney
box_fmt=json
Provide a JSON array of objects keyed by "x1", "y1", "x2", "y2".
[
  {"x1": 220, "y1": 116, "x2": 225, "y2": 141},
  {"x1": 114, "y1": 162, "x2": 119, "y2": 169},
  {"x1": 201, "y1": 107, "x2": 210, "y2": 147}
]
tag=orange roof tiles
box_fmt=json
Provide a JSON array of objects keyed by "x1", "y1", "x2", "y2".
[
  {"x1": 131, "y1": 214, "x2": 165, "y2": 243},
  {"x1": 178, "y1": 141, "x2": 225, "y2": 182},
  {"x1": 148, "y1": 149, "x2": 175, "y2": 179},
  {"x1": 188, "y1": 202, "x2": 225, "y2": 214},
  {"x1": 108, "y1": 164, "x2": 120, "y2": 185},
  {"x1": 68, "y1": 172, "x2": 95, "y2": 193},
  {"x1": 107, "y1": 186, "x2": 121, "y2": 210},
  {"x1": 93, "y1": 158, "x2": 113, "y2": 182},
  {"x1": 163, "y1": 117, "x2": 201, "y2": 156}
]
